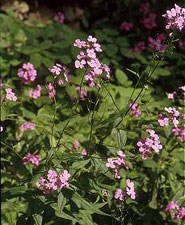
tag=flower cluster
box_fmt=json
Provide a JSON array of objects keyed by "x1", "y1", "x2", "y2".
[
  {"x1": 114, "y1": 179, "x2": 136, "y2": 201},
  {"x1": 133, "y1": 41, "x2": 146, "y2": 54},
  {"x1": 164, "y1": 201, "x2": 185, "y2": 220},
  {"x1": 74, "y1": 35, "x2": 110, "y2": 87},
  {"x1": 36, "y1": 169, "x2": 70, "y2": 194},
  {"x1": 163, "y1": 4, "x2": 185, "y2": 31},
  {"x1": 20, "y1": 121, "x2": 36, "y2": 131},
  {"x1": 23, "y1": 153, "x2": 41, "y2": 167},
  {"x1": 106, "y1": 150, "x2": 129, "y2": 179},
  {"x1": 29, "y1": 84, "x2": 42, "y2": 99},
  {"x1": 141, "y1": 13, "x2": 157, "y2": 30},
  {"x1": 47, "y1": 83, "x2": 56, "y2": 99},
  {"x1": 120, "y1": 21, "x2": 133, "y2": 31},
  {"x1": 49, "y1": 63, "x2": 70, "y2": 86},
  {"x1": 166, "y1": 85, "x2": 185, "y2": 100},
  {"x1": 137, "y1": 129, "x2": 162, "y2": 160},
  {"x1": 172, "y1": 125, "x2": 185, "y2": 142},
  {"x1": 54, "y1": 12, "x2": 65, "y2": 24},
  {"x1": 5, "y1": 88, "x2": 17, "y2": 101},
  {"x1": 129, "y1": 103, "x2": 142, "y2": 117},
  {"x1": 72, "y1": 140, "x2": 87, "y2": 156},
  {"x1": 158, "y1": 107, "x2": 180, "y2": 127},
  {"x1": 17, "y1": 63, "x2": 37, "y2": 84},
  {"x1": 148, "y1": 33, "x2": 167, "y2": 52},
  {"x1": 179, "y1": 85, "x2": 185, "y2": 99}
]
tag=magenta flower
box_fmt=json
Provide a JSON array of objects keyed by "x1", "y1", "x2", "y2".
[
  {"x1": 167, "y1": 91, "x2": 177, "y2": 100},
  {"x1": 73, "y1": 35, "x2": 110, "y2": 87},
  {"x1": 81, "y1": 149, "x2": 87, "y2": 156},
  {"x1": 141, "y1": 13, "x2": 157, "y2": 30},
  {"x1": 163, "y1": 4, "x2": 185, "y2": 31},
  {"x1": 5, "y1": 88, "x2": 17, "y2": 101},
  {"x1": 120, "y1": 22, "x2": 133, "y2": 31},
  {"x1": 29, "y1": 84, "x2": 42, "y2": 99},
  {"x1": 137, "y1": 129, "x2": 162, "y2": 160},
  {"x1": 23, "y1": 153, "x2": 41, "y2": 167},
  {"x1": 126, "y1": 179, "x2": 136, "y2": 200},
  {"x1": 54, "y1": 12, "x2": 65, "y2": 24},
  {"x1": 148, "y1": 33, "x2": 167, "y2": 52},
  {"x1": 20, "y1": 121, "x2": 36, "y2": 131},
  {"x1": 129, "y1": 103, "x2": 142, "y2": 117},
  {"x1": 106, "y1": 150, "x2": 129, "y2": 179},
  {"x1": 36, "y1": 169, "x2": 70, "y2": 194},
  {"x1": 17, "y1": 63, "x2": 37, "y2": 84},
  {"x1": 114, "y1": 179, "x2": 136, "y2": 201},
  {"x1": 114, "y1": 188, "x2": 125, "y2": 201},
  {"x1": 47, "y1": 83, "x2": 56, "y2": 99},
  {"x1": 76, "y1": 87, "x2": 87, "y2": 100},
  {"x1": 133, "y1": 41, "x2": 146, "y2": 54},
  {"x1": 49, "y1": 63, "x2": 70, "y2": 86},
  {"x1": 73, "y1": 140, "x2": 81, "y2": 149}
]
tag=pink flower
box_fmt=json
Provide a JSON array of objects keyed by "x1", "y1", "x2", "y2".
[
  {"x1": 158, "y1": 114, "x2": 169, "y2": 127},
  {"x1": 29, "y1": 84, "x2": 42, "y2": 99},
  {"x1": 47, "y1": 83, "x2": 56, "y2": 98},
  {"x1": 141, "y1": 13, "x2": 157, "y2": 30},
  {"x1": 5, "y1": 88, "x2": 17, "y2": 101},
  {"x1": 20, "y1": 121, "x2": 36, "y2": 131},
  {"x1": 167, "y1": 91, "x2": 177, "y2": 99},
  {"x1": 134, "y1": 41, "x2": 146, "y2": 54},
  {"x1": 17, "y1": 63, "x2": 37, "y2": 84},
  {"x1": 137, "y1": 129, "x2": 162, "y2": 159},
  {"x1": 129, "y1": 103, "x2": 142, "y2": 117},
  {"x1": 49, "y1": 63, "x2": 70, "y2": 85},
  {"x1": 120, "y1": 22, "x2": 133, "y2": 31},
  {"x1": 148, "y1": 34, "x2": 167, "y2": 52},
  {"x1": 54, "y1": 12, "x2": 65, "y2": 24},
  {"x1": 23, "y1": 153, "x2": 41, "y2": 167},
  {"x1": 179, "y1": 85, "x2": 185, "y2": 100},
  {"x1": 163, "y1": 4, "x2": 185, "y2": 31},
  {"x1": 0, "y1": 126, "x2": 3, "y2": 132},
  {"x1": 164, "y1": 201, "x2": 179, "y2": 213},
  {"x1": 114, "y1": 180, "x2": 136, "y2": 201},
  {"x1": 36, "y1": 169, "x2": 70, "y2": 194},
  {"x1": 106, "y1": 150, "x2": 129, "y2": 179},
  {"x1": 176, "y1": 207, "x2": 185, "y2": 220},
  {"x1": 81, "y1": 149, "x2": 87, "y2": 156},
  {"x1": 76, "y1": 87, "x2": 87, "y2": 100},
  {"x1": 73, "y1": 140, "x2": 81, "y2": 149},
  {"x1": 126, "y1": 179, "x2": 136, "y2": 200},
  {"x1": 114, "y1": 188, "x2": 125, "y2": 201},
  {"x1": 73, "y1": 36, "x2": 109, "y2": 88}
]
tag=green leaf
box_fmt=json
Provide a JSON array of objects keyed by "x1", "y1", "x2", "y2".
[
  {"x1": 115, "y1": 69, "x2": 128, "y2": 85},
  {"x1": 73, "y1": 193, "x2": 109, "y2": 216},
  {"x1": 57, "y1": 192, "x2": 67, "y2": 212},
  {"x1": 55, "y1": 210, "x2": 77, "y2": 222},
  {"x1": 104, "y1": 44, "x2": 118, "y2": 57},
  {"x1": 111, "y1": 128, "x2": 127, "y2": 148},
  {"x1": 32, "y1": 213, "x2": 43, "y2": 225},
  {"x1": 71, "y1": 159, "x2": 90, "y2": 171}
]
